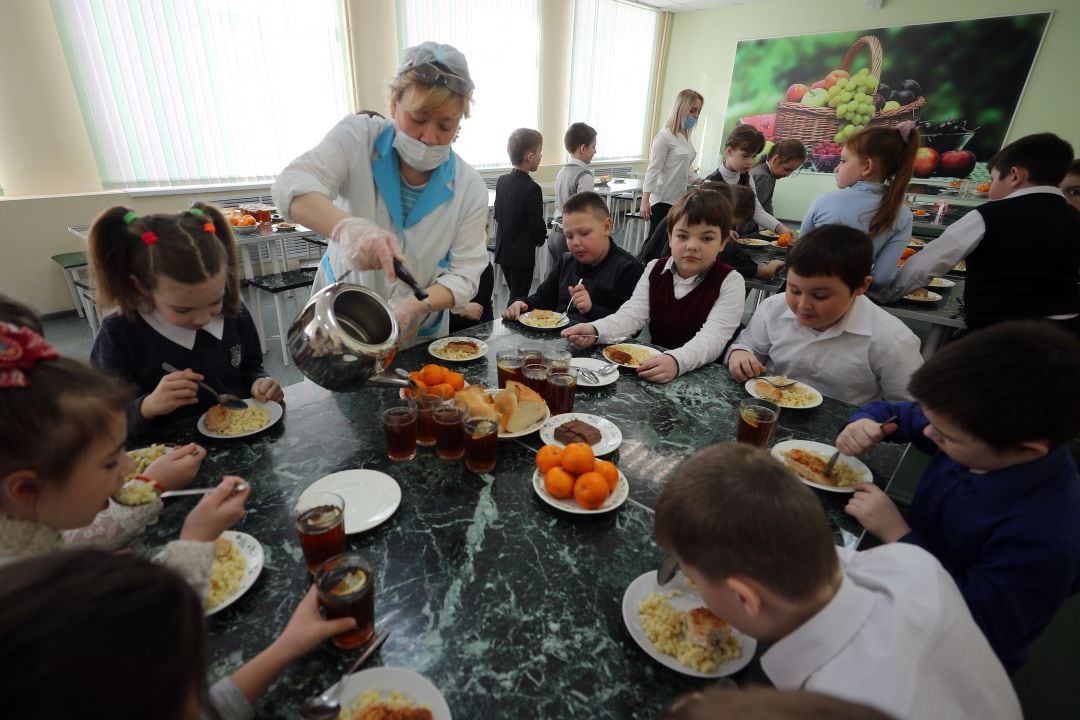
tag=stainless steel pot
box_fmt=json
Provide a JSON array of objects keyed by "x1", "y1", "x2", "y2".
[{"x1": 287, "y1": 282, "x2": 411, "y2": 392}]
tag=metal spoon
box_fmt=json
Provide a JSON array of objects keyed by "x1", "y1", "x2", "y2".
[
  {"x1": 657, "y1": 554, "x2": 679, "y2": 585},
  {"x1": 161, "y1": 362, "x2": 247, "y2": 410},
  {"x1": 158, "y1": 483, "x2": 247, "y2": 499},
  {"x1": 299, "y1": 629, "x2": 390, "y2": 720}
]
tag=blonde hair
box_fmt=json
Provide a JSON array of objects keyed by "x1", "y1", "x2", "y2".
[
  {"x1": 389, "y1": 68, "x2": 472, "y2": 118},
  {"x1": 664, "y1": 89, "x2": 704, "y2": 137}
]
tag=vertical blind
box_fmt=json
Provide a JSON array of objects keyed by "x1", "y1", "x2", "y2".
[
  {"x1": 569, "y1": 0, "x2": 659, "y2": 161},
  {"x1": 51, "y1": 0, "x2": 352, "y2": 188},
  {"x1": 398, "y1": 0, "x2": 540, "y2": 168}
]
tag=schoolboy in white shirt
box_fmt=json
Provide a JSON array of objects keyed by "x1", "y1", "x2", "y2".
[
  {"x1": 547, "y1": 122, "x2": 597, "y2": 267},
  {"x1": 707, "y1": 124, "x2": 792, "y2": 237},
  {"x1": 655, "y1": 443, "x2": 1021, "y2": 720},
  {"x1": 726, "y1": 224, "x2": 921, "y2": 404}
]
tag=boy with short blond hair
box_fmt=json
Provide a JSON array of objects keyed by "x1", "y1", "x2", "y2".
[
  {"x1": 494, "y1": 128, "x2": 547, "y2": 300},
  {"x1": 547, "y1": 122, "x2": 598, "y2": 267},
  {"x1": 836, "y1": 320, "x2": 1080, "y2": 673},
  {"x1": 655, "y1": 442, "x2": 1020, "y2": 720}
]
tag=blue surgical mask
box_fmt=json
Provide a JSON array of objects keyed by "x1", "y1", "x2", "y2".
[
  {"x1": 683, "y1": 115, "x2": 698, "y2": 130},
  {"x1": 393, "y1": 130, "x2": 451, "y2": 172}
]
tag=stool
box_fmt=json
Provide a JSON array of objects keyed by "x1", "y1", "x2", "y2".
[
  {"x1": 244, "y1": 268, "x2": 317, "y2": 365},
  {"x1": 51, "y1": 251, "x2": 89, "y2": 318},
  {"x1": 73, "y1": 280, "x2": 100, "y2": 337}
]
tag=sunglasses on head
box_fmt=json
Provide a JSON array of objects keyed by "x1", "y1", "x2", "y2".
[{"x1": 401, "y1": 61, "x2": 471, "y2": 96}]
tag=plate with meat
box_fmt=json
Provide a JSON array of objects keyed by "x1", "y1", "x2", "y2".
[
  {"x1": 538, "y1": 413, "x2": 622, "y2": 455},
  {"x1": 902, "y1": 288, "x2": 943, "y2": 303},
  {"x1": 744, "y1": 377, "x2": 822, "y2": 409},
  {"x1": 336, "y1": 667, "x2": 450, "y2": 719},
  {"x1": 602, "y1": 343, "x2": 658, "y2": 369},
  {"x1": 427, "y1": 336, "x2": 488, "y2": 362},
  {"x1": 771, "y1": 439, "x2": 872, "y2": 493},
  {"x1": 518, "y1": 309, "x2": 570, "y2": 330}
]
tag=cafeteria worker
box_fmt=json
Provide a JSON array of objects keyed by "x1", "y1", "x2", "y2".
[{"x1": 273, "y1": 42, "x2": 489, "y2": 341}]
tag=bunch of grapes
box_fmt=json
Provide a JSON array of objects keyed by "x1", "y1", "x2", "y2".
[{"x1": 826, "y1": 67, "x2": 879, "y2": 144}]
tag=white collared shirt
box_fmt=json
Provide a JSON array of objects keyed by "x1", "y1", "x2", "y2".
[
  {"x1": 643, "y1": 128, "x2": 702, "y2": 206},
  {"x1": 713, "y1": 163, "x2": 781, "y2": 233},
  {"x1": 762, "y1": 544, "x2": 1021, "y2": 720},
  {"x1": 726, "y1": 294, "x2": 920, "y2": 404},
  {"x1": 139, "y1": 310, "x2": 224, "y2": 350},
  {"x1": 590, "y1": 258, "x2": 745, "y2": 376}
]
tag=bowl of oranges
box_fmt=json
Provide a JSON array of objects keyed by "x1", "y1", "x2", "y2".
[
  {"x1": 227, "y1": 212, "x2": 260, "y2": 234},
  {"x1": 532, "y1": 442, "x2": 628, "y2": 514}
]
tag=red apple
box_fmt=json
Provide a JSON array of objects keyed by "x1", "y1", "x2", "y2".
[
  {"x1": 939, "y1": 150, "x2": 976, "y2": 178},
  {"x1": 811, "y1": 80, "x2": 829, "y2": 90},
  {"x1": 913, "y1": 147, "x2": 940, "y2": 178},
  {"x1": 785, "y1": 83, "x2": 810, "y2": 103},
  {"x1": 827, "y1": 69, "x2": 851, "y2": 81},
  {"x1": 822, "y1": 76, "x2": 838, "y2": 89}
]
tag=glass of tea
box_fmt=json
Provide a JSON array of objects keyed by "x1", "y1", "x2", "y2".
[
  {"x1": 315, "y1": 553, "x2": 375, "y2": 650},
  {"x1": 521, "y1": 362, "x2": 549, "y2": 396},
  {"x1": 496, "y1": 348, "x2": 524, "y2": 388},
  {"x1": 463, "y1": 416, "x2": 498, "y2": 474},
  {"x1": 433, "y1": 403, "x2": 465, "y2": 460},
  {"x1": 542, "y1": 348, "x2": 572, "y2": 374},
  {"x1": 381, "y1": 400, "x2": 418, "y2": 461},
  {"x1": 292, "y1": 492, "x2": 346, "y2": 575},
  {"x1": 735, "y1": 398, "x2": 779, "y2": 448},
  {"x1": 414, "y1": 392, "x2": 439, "y2": 448},
  {"x1": 519, "y1": 341, "x2": 545, "y2": 368},
  {"x1": 545, "y1": 368, "x2": 578, "y2": 415}
]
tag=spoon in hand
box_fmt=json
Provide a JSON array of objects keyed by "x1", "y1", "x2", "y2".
[
  {"x1": 161, "y1": 362, "x2": 247, "y2": 410},
  {"x1": 299, "y1": 629, "x2": 390, "y2": 720}
]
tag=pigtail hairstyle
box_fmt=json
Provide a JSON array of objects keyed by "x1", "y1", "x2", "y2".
[
  {"x1": 845, "y1": 124, "x2": 921, "y2": 237},
  {"x1": 88, "y1": 203, "x2": 242, "y2": 320}
]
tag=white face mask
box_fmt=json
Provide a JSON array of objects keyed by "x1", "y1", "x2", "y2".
[{"x1": 393, "y1": 130, "x2": 451, "y2": 172}]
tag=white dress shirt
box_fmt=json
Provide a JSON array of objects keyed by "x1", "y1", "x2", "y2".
[
  {"x1": 713, "y1": 163, "x2": 782, "y2": 233},
  {"x1": 643, "y1": 128, "x2": 702, "y2": 206},
  {"x1": 763, "y1": 544, "x2": 1021, "y2": 720},
  {"x1": 589, "y1": 258, "x2": 745, "y2": 376},
  {"x1": 727, "y1": 294, "x2": 921, "y2": 404}
]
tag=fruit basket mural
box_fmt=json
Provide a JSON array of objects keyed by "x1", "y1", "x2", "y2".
[{"x1": 725, "y1": 13, "x2": 1051, "y2": 179}]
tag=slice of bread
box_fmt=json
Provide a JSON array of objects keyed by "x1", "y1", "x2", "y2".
[
  {"x1": 454, "y1": 386, "x2": 499, "y2": 423},
  {"x1": 502, "y1": 381, "x2": 547, "y2": 433},
  {"x1": 492, "y1": 388, "x2": 517, "y2": 433}
]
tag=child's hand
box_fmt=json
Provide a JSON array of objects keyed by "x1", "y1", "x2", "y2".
[
  {"x1": 456, "y1": 302, "x2": 484, "y2": 321},
  {"x1": 760, "y1": 259, "x2": 785, "y2": 279},
  {"x1": 561, "y1": 323, "x2": 597, "y2": 348},
  {"x1": 727, "y1": 350, "x2": 766, "y2": 382},
  {"x1": 144, "y1": 443, "x2": 206, "y2": 491},
  {"x1": 503, "y1": 300, "x2": 529, "y2": 320},
  {"x1": 775, "y1": 222, "x2": 792, "y2": 236},
  {"x1": 568, "y1": 283, "x2": 592, "y2": 315},
  {"x1": 835, "y1": 418, "x2": 897, "y2": 456},
  {"x1": 251, "y1": 377, "x2": 283, "y2": 403},
  {"x1": 637, "y1": 353, "x2": 679, "y2": 384},
  {"x1": 729, "y1": 229, "x2": 740, "y2": 243},
  {"x1": 142, "y1": 369, "x2": 203, "y2": 419},
  {"x1": 845, "y1": 483, "x2": 911, "y2": 543},
  {"x1": 272, "y1": 585, "x2": 358, "y2": 661},
  {"x1": 180, "y1": 476, "x2": 250, "y2": 542}
]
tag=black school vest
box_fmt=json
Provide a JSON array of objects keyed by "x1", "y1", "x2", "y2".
[{"x1": 647, "y1": 259, "x2": 734, "y2": 349}]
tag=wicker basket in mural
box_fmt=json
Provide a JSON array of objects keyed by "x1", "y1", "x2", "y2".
[{"x1": 774, "y1": 35, "x2": 925, "y2": 149}]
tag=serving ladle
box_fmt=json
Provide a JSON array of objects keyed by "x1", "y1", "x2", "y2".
[
  {"x1": 299, "y1": 628, "x2": 390, "y2": 720},
  {"x1": 161, "y1": 362, "x2": 247, "y2": 410}
]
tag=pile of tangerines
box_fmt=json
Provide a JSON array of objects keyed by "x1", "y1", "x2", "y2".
[
  {"x1": 536, "y1": 443, "x2": 619, "y2": 510},
  {"x1": 228, "y1": 214, "x2": 259, "y2": 227},
  {"x1": 403, "y1": 363, "x2": 466, "y2": 400}
]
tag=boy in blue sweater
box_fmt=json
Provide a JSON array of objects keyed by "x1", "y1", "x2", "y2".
[{"x1": 835, "y1": 321, "x2": 1080, "y2": 673}]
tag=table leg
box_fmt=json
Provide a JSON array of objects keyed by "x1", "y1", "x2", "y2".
[
  {"x1": 274, "y1": 294, "x2": 291, "y2": 366},
  {"x1": 63, "y1": 268, "x2": 85, "y2": 318}
]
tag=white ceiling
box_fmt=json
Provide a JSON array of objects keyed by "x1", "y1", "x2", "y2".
[{"x1": 637, "y1": 0, "x2": 767, "y2": 12}]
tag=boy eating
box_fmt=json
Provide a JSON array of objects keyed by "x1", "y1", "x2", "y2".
[
  {"x1": 546, "y1": 122, "x2": 597, "y2": 267},
  {"x1": 726, "y1": 224, "x2": 921, "y2": 404},
  {"x1": 836, "y1": 321, "x2": 1080, "y2": 673},
  {"x1": 655, "y1": 443, "x2": 1020, "y2": 720},
  {"x1": 504, "y1": 191, "x2": 642, "y2": 325},
  {"x1": 494, "y1": 128, "x2": 547, "y2": 300}
]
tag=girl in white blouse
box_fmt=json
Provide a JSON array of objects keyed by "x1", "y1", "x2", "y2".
[{"x1": 641, "y1": 89, "x2": 704, "y2": 237}]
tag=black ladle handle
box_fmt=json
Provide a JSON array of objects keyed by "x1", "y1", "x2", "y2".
[{"x1": 393, "y1": 258, "x2": 428, "y2": 301}]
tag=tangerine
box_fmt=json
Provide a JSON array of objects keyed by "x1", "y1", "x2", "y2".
[
  {"x1": 544, "y1": 466, "x2": 575, "y2": 499},
  {"x1": 420, "y1": 363, "x2": 446, "y2": 386},
  {"x1": 241, "y1": 215, "x2": 257, "y2": 226},
  {"x1": 901, "y1": 247, "x2": 916, "y2": 260},
  {"x1": 574, "y1": 472, "x2": 609, "y2": 509},
  {"x1": 444, "y1": 370, "x2": 465, "y2": 391},
  {"x1": 228, "y1": 215, "x2": 241, "y2": 226},
  {"x1": 536, "y1": 445, "x2": 564, "y2": 473},
  {"x1": 561, "y1": 442, "x2": 595, "y2": 474},
  {"x1": 594, "y1": 459, "x2": 619, "y2": 492},
  {"x1": 429, "y1": 383, "x2": 455, "y2": 400}
]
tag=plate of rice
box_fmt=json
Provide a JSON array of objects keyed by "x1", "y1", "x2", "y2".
[
  {"x1": 197, "y1": 399, "x2": 282, "y2": 439},
  {"x1": 622, "y1": 571, "x2": 756, "y2": 678},
  {"x1": 206, "y1": 531, "x2": 263, "y2": 615},
  {"x1": 928, "y1": 277, "x2": 956, "y2": 289},
  {"x1": 902, "y1": 288, "x2": 943, "y2": 303},
  {"x1": 603, "y1": 343, "x2": 658, "y2": 369},
  {"x1": 428, "y1": 336, "x2": 488, "y2": 362},
  {"x1": 518, "y1": 309, "x2": 570, "y2": 330},
  {"x1": 337, "y1": 667, "x2": 450, "y2": 720},
  {"x1": 745, "y1": 377, "x2": 823, "y2": 409},
  {"x1": 737, "y1": 237, "x2": 771, "y2": 247},
  {"x1": 771, "y1": 439, "x2": 872, "y2": 493}
]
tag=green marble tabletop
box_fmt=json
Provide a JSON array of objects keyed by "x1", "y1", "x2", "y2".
[{"x1": 140, "y1": 319, "x2": 905, "y2": 719}]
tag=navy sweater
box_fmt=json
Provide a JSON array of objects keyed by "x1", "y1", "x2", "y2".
[
  {"x1": 850, "y1": 400, "x2": 1080, "y2": 673},
  {"x1": 91, "y1": 306, "x2": 268, "y2": 438}
]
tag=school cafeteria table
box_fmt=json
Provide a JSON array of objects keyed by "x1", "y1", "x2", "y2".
[
  {"x1": 136, "y1": 319, "x2": 905, "y2": 719},
  {"x1": 879, "y1": 276, "x2": 967, "y2": 358}
]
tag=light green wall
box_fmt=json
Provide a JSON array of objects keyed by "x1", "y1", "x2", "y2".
[{"x1": 659, "y1": 0, "x2": 1077, "y2": 222}]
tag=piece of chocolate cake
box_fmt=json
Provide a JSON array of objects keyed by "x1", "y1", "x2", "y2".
[{"x1": 554, "y1": 419, "x2": 602, "y2": 446}]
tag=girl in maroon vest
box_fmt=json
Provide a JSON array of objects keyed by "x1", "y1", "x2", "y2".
[{"x1": 563, "y1": 188, "x2": 745, "y2": 383}]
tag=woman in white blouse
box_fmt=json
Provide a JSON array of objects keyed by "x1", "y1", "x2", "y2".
[{"x1": 641, "y1": 89, "x2": 704, "y2": 237}]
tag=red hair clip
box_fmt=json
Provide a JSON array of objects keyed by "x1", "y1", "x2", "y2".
[
  {"x1": 203, "y1": 222, "x2": 216, "y2": 233},
  {"x1": 141, "y1": 231, "x2": 159, "y2": 245},
  {"x1": 0, "y1": 322, "x2": 59, "y2": 389}
]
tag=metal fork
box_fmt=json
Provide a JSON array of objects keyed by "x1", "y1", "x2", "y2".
[{"x1": 757, "y1": 376, "x2": 798, "y2": 389}]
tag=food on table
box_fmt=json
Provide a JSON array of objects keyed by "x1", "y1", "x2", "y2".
[
  {"x1": 977, "y1": 183, "x2": 990, "y2": 193},
  {"x1": 491, "y1": 381, "x2": 547, "y2": 433},
  {"x1": 207, "y1": 404, "x2": 271, "y2": 436},
  {"x1": 538, "y1": 442, "x2": 619, "y2": 508},
  {"x1": 752, "y1": 379, "x2": 783, "y2": 403},
  {"x1": 454, "y1": 385, "x2": 500, "y2": 423},
  {"x1": 780, "y1": 448, "x2": 865, "y2": 488},
  {"x1": 904, "y1": 288, "x2": 940, "y2": 302},
  {"x1": 908, "y1": 238, "x2": 925, "y2": 247},
  {"x1": 205, "y1": 404, "x2": 232, "y2": 433},
  {"x1": 404, "y1": 364, "x2": 466, "y2": 399},
  {"x1": 574, "y1": 471, "x2": 609, "y2": 509},
  {"x1": 752, "y1": 378, "x2": 819, "y2": 409},
  {"x1": 113, "y1": 479, "x2": 159, "y2": 506},
  {"x1": 914, "y1": 208, "x2": 929, "y2": 216},
  {"x1": 430, "y1": 339, "x2": 482, "y2": 361},
  {"x1": 227, "y1": 214, "x2": 258, "y2": 227},
  {"x1": 553, "y1": 418, "x2": 602, "y2": 446},
  {"x1": 604, "y1": 344, "x2": 655, "y2": 368},
  {"x1": 928, "y1": 277, "x2": 953, "y2": 288},
  {"x1": 953, "y1": 260, "x2": 966, "y2": 272},
  {"x1": 123, "y1": 444, "x2": 167, "y2": 482},
  {"x1": 776, "y1": 233, "x2": 793, "y2": 248},
  {"x1": 519, "y1": 309, "x2": 565, "y2": 328},
  {"x1": 344, "y1": 689, "x2": 433, "y2": 720},
  {"x1": 637, "y1": 592, "x2": 742, "y2": 673},
  {"x1": 901, "y1": 247, "x2": 917, "y2": 260},
  {"x1": 206, "y1": 537, "x2": 246, "y2": 610},
  {"x1": 272, "y1": 222, "x2": 297, "y2": 231},
  {"x1": 947, "y1": 179, "x2": 963, "y2": 188}
]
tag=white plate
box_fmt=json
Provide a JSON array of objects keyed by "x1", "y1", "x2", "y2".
[
  {"x1": 902, "y1": 290, "x2": 943, "y2": 303},
  {"x1": 518, "y1": 311, "x2": 570, "y2": 330},
  {"x1": 232, "y1": 224, "x2": 259, "y2": 235},
  {"x1": 531, "y1": 468, "x2": 628, "y2": 515},
  {"x1": 759, "y1": 229, "x2": 779, "y2": 238},
  {"x1": 539, "y1": 413, "x2": 623, "y2": 455},
  {"x1": 928, "y1": 277, "x2": 956, "y2": 289},
  {"x1": 299, "y1": 469, "x2": 401, "y2": 534},
  {"x1": 771, "y1": 439, "x2": 872, "y2": 494},
  {"x1": 571, "y1": 357, "x2": 618, "y2": 388},
  {"x1": 602, "y1": 343, "x2": 659, "y2": 369},
  {"x1": 737, "y1": 237, "x2": 771, "y2": 247},
  {"x1": 272, "y1": 223, "x2": 298, "y2": 232},
  {"x1": 768, "y1": 239, "x2": 792, "y2": 249},
  {"x1": 197, "y1": 399, "x2": 283, "y2": 439},
  {"x1": 427, "y1": 336, "x2": 489, "y2": 362},
  {"x1": 483, "y1": 390, "x2": 550, "y2": 439},
  {"x1": 621, "y1": 571, "x2": 757, "y2": 678},
  {"x1": 907, "y1": 238, "x2": 926, "y2": 248},
  {"x1": 206, "y1": 531, "x2": 264, "y2": 616},
  {"x1": 337, "y1": 667, "x2": 452, "y2": 720},
  {"x1": 744, "y1": 377, "x2": 823, "y2": 410}
]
